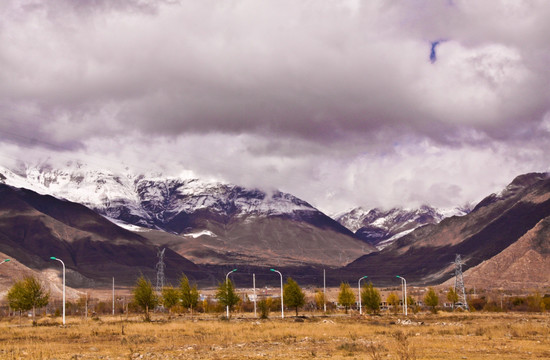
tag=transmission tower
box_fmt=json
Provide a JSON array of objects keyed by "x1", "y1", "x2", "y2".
[
  {"x1": 155, "y1": 248, "x2": 166, "y2": 295},
  {"x1": 454, "y1": 254, "x2": 469, "y2": 310}
]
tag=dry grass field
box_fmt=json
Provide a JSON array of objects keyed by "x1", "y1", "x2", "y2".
[{"x1": 0, "y1": 312, "x2": 549, "y2": 360}]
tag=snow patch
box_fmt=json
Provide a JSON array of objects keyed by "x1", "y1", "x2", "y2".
[
  {"x1": 376, "y1": 228, "x2": 415, "y2": 250},
  {"x1": 104, "y1": 217, "x2": 150, "y2": 232},
  {"x1": 183, "y1": 230, "x2": 217, "y2": 239}
]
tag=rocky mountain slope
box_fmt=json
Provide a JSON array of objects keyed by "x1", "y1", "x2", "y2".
[
  {"x1": 452, "y1": 212, "x2": 550, "y2": 290},
  {"x1": 344, "y1": 173, "x2": 550, "y2": 287},
  {"x1": 0, "y1": 251, "x2": 84, "y2": 301},
  {"x1": 0, "y1": 183, "x2": 206, "y2": 287},
  {"x1": 335, "y1": 205, "x2": 470, "y2": 249},
  {"x1": 0, "y1": 163, "x2": 373, "y2": 267},
  {"x1": 3, "y1": 161, "x2": 548, "y2": 289}
]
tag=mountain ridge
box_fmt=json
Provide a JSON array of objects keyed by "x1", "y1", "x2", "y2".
[
  {"x1": 0, "y1": 163, "x2": 373, "y2": 268},
  {"x1": 343, "y1": 172, "x2": 550, "y2": 286},
  {"x1": 0, "y1": 183, "x2": 207, "y2": 287},
  {"x1": 2, "y1": 162, "x2": 549, "y2": 289},
  {"x1": 335, "y1": 205, "x2": 470, "y2": 249}
]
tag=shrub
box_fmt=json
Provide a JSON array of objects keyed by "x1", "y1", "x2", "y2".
[{"x1": 258, "y1": 298, "x2": 271, "y2": 319}]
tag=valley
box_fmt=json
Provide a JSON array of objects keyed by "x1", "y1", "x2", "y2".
[{"x1": 0, "y1": 163, "x2": 549, "y2": 291}]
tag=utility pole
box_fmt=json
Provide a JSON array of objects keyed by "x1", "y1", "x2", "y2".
[
  {"x1": 253, "y1": 273, "x2": 257, "y2": 318},
  {"x1": 454, "y1": 254, "x2": 469, "y2": 311},
  {"x1": 112, "y1": 277, "x2": 115, "y2": 315},
  {"x1": 323, "y1": 269, "x2": 326, "y2": 313}
]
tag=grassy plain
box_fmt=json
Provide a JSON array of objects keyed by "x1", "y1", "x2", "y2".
[{"x1": 0, "y1": 312, "x2": 548, "y2": 359}]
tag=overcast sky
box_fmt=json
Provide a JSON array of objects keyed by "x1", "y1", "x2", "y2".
[{"x1": 1, "y1": 0, "x2": 549, "y2": 214}]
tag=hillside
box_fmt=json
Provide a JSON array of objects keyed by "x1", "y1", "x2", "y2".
[
  {"x1": 454, "y1": 216, "x2": 550, "y2": 290},
  {"x1": 2, "y1": 164, "x2": 549, "y2": 289},
  {"x1": 0, "y1": 252, "x2": 84, "y2": 301},
  {"x1": 344, "y1": 173, "x2": 550, "y2": 286},
  {"x1": 0, "y1": 163, "x2": 373, "y2": 267},
  {"x1": 335, "y1": 205, "x2": 469, "y2": 249},
  {"x1": 0, "y1": 184, "x2": 206, "y2": 287}
]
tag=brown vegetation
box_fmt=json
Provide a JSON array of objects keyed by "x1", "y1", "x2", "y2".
[{"x1": 0, "y1": 312, "x2": 549, "y2": 359}]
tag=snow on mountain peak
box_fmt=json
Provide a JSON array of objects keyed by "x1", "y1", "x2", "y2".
[
  {"x1": 335, "y1": 204, "x2": 470, "y2": 249},
  {"x1": 0, "y1": 162, "x2": 318, "y2": 231}
]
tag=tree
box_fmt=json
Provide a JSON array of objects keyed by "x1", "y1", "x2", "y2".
[
  {"x1": 446, "y1": 287, "x2": 459, "y2": 310},
  {"x1": 76, "y1": 294, "x2": 89, "y2": 318},
  {"x1": 284, "y1": 277, "x2": 306, "y2": 316},
  {"x1": 7, "y1": 276, "x2": 49, "y2": 325},
  {"x1": 258, "y1": 298, "x2": 272, "y2": 319},
  {"x1": 314, "y1": 289, "x2": 326, "y2": 311},
  {"x1": 215, "y1": 279, "x2": 240, "y2": 318},
  {"x1": 424, "y1": 287, "x2": 439, "y2": 313},
  {"x1": 132, "y1": 276, "x2": 158, "y2": 321},
  {"x1": 7, "y1": 280, "x2": 26, "y2": 315},
  {"x1": 161, "y1": 286, "x2": 179, "y2": 313},
  {"x1": 407, "y1": 295, "x2": 418, "y2": 313},
  {"x1": 337, "y1": 282, "x2": 355, "y2": 314},
  {"x1": 24, "y1": 276, "x2": 50, "y2": 322},
  {"x1": 180, "y1": 274, "x2": 200, "y2": 315},
  {"x1": 361, "y1": 282, "x2": 381, "y2": 314},
  {"x1": 527, "y1": 292, "x2": 545, "y2": 312},
  {"x1": 387, "y1": 292, "x2": 400, "y2": 313},
  {"x1": 189, "y1": 284, "x2": 200, "y2": 313}
]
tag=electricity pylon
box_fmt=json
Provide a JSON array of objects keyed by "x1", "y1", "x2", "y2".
[
  {"x1": 454, "y1": 254, "x2": 469, "y2": 310},
  {"x1": 155, "y1": 248, "x2": 166, "y2": 295}
]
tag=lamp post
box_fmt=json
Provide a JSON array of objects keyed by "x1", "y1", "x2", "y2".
[
  {"x1": 270, "y1": 269, "x2": 284, "y2": 319},
  {"x1": 358, "y1": 275, "x2": 368, "y2": 315},
  {"x1": 225, "y1": 268, "x2": 237, "y2": 318},
  {"x1": 396, "y1": 275, "x2": 407, "y2": 316},
  {"x1": 51, "y1": 257, "x2": 66, "y2": 325}
]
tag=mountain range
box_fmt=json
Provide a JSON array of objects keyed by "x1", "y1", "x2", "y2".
[
  {"x1": 344, "y1": 172, "x2": 550, "y2": 288},
  {"x1": 1, "y1": 162, "x2": 549, "y2": 289},
  {"x1": 0, "y1": 163, "x2": 373, "y2": 269},
  {"x1": 0, "y1": 182, "x2": 206, "y2": 288},
  {"x1": 335, "y1": 205, "x2": 470, "y2": 249}
]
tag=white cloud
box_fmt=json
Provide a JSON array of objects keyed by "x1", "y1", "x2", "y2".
[{"x1": 1, "y1": 0, "x2": 549, "y2": 213}]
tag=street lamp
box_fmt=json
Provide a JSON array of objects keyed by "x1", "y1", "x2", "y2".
[
  {"x1": 270, "y1": 269, "x2": 284, "y2": 319},
  {"x1": 396, "y1": 275, "x2": 407, "y2": 316},
  {"x1": 358, "y1": 275, "x2": 368, "y2": 315},
  {"x1": 51, "y1": 257, "x2": 66, "y2": 325},
  {"x1": 225, "y1": 268, "x2": 237, "y2": 318}
]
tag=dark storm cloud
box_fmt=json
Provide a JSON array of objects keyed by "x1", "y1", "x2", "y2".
[
  {"x1": 1, "y1": 0, "x2": 549, "y2": 212},
  {"x1": 3, "y1": 0, "x2": 549, "y2": 145}
]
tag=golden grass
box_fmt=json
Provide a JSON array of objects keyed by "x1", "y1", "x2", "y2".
[{"x1": 0, "y1": 312, "x2": 549, "y2": 359}]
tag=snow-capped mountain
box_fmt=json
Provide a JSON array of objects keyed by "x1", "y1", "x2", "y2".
[
  {"x1": 335, "y1": 205, "x2": 470, "y2": 249},
  {"x1": 0, "y1": 162, "x2": 372, "y2": 267},
  {"x1": 345, "y1": 172, "x2": 550, "y2": 287},
  {"x1": 0, "y1": 162, "x2": 316, "y2": 229}
]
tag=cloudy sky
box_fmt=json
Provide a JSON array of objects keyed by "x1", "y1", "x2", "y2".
[{"x1": 1, "y1": 0, "x2": 549, "y2": 214}]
